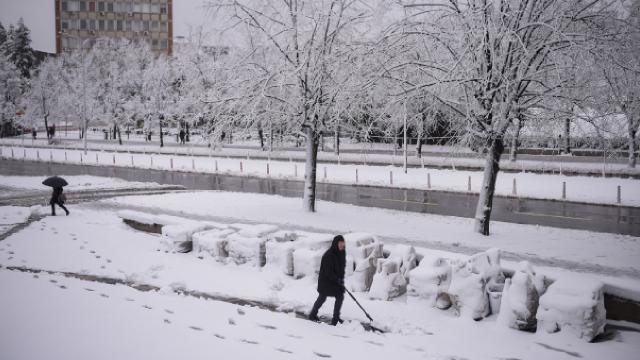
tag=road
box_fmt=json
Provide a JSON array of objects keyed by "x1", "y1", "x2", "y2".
[{"x1": 1, "y1": 159, "x2": 638, "y2": 236}]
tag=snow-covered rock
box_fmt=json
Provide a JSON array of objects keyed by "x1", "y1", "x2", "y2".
[
  {"x1": 448, "y1": 260, "x2": 490, "y2": 320},
  {"x1": 408, "y1": 257, "x2": 451, "y2": 306},
  {"x1": 536, "y1": 279, "x2": 606, "y2": 341},
  {"x1": 369, "y1": 258, "x2": 407, "y2": 301},
  {"x1": 498, "y1": 262, "x2": 544, "y2": 331}
]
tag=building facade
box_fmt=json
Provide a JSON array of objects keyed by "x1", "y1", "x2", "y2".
[{"x1": 55, "y1": 0, "x2": 173, "y2": 54}]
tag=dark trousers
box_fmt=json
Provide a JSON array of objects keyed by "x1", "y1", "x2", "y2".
[
  {"x1": 50, "y1": 200, "x2": 69, "y2": 215},
  {"x1": 310, "y1": 292, "x2": 344, "y2": 321}
]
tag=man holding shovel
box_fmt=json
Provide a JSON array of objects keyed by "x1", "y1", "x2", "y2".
[{"x1": 309, "y1": 235, "x2": 346, "y2": 326}]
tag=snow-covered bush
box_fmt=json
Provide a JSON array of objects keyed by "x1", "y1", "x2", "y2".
[
  {"x1": 225, "y1": 233, "x2": 267, "y2": 266},
  {"x1": 498, "y1": 261, "x2": 545, "y2": 331},
  {"x1": 265, "y1": 240, "x2": 296, "y2": 276},
  {"x1": 344, "y1": 233, "x2": 383, "y2": 291},
  {"x1": 161, "y1": 223, "x2": 218, "y2": 253},
  {"x1": 292, "y1": 248, "x2": 323, "y2": 279},
  {"x1": 536, "y1": 279, "x2": 606, "y2": 341},
  {"x1": 408, "y1": 256, "x2": 452, "y2": 306},
  {"x1": 448, "y1": 260, "x2": 490, "y2": 320},
  {"x1": 192, "y1": 228, "x2": 235, "y2": 259},
  {"x1": 369, "y1": 258, "x2": 408, "y2": 301}
]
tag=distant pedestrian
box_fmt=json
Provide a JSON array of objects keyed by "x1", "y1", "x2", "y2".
[
  {"x1": 49, "y1": 186, "x2": 69, "y2": 216},
  {"x1": 309, "y1": 235, "x2": 346, "y2": 326},
  {"x1": 32, "y1": 128, "x2": 37, "y2": 139},
  {"x1": 179, "y1": 129, "x2": 186, "y2": 144}
]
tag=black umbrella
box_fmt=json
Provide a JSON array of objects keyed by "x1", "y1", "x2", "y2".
[{"x1": 42, "y1": 176, "x2": 68, "y2": 188}]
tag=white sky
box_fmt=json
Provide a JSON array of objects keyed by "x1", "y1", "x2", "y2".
[{"x1": 0, "y1": 0, "x2": 215, "y2": 53}]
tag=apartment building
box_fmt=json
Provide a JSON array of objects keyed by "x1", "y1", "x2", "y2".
[{"x1": 55, "y1": 0, "x2": 173, "y2": 54}]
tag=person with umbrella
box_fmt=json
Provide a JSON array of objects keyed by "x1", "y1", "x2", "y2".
[
  {"x1": 308, "y1": 235, "x2": 346, "y2": 326},
  {"x1": 43, "y1": 176, "x2": 70, "y2": 216}
]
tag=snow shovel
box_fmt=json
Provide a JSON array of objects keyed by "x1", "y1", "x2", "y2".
[{"x1": 344, "y1": 287, "x2": 385, "y2": 333}]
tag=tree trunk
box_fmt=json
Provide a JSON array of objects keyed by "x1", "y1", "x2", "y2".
[
  {"x1": 258, "y1": 126, "x2": 265, "y2": 150},
  {"x1": 159, "y1": 121, "x2": 164, "y2": 148},
  {"x1": 117, "y1": 124, "x2": 122, "y2": 146},
  {"x1": 510, "y1": 116, "x2": 523, "y2": 162},
  {"x1": 563, "y1": 118, "x2": 571, "y2": 154},
  {"x1": 302, "y1": 126, "x2": 319, "y2": 212},
  {"x1": 186, "y1": 122, "x2": 190, "y2": 142},
  {"x1": 334, "y1": 123, "x2": 340, "y2": 156},
  {"x1": 474, "y1": 136, "x2": 504, "y2": 236},
  {"x1": 43, "y1": 114, "x2": 49, "y2": 141},
  {"x1": 629, "y1": 125, "x2": 637, "y2": 168},
  {"x1": 113, "y1": 124, "x2": 117, "y2": 140}
]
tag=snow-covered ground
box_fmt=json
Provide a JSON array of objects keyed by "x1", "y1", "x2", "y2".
[
  {"x1": 2, "y1": 145, "x2": 639, "y2": 206},
  {"x1": 0, "y1": 205, "x2": 31, "y2": 235},
  {"x1": 1, "y1": 193, "x2": 639, "y2": 359}
]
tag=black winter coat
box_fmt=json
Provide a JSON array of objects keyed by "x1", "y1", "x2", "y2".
[
  {"x1": 317, "y1": 237, "x2": 346, "y2": 297},
  {"x1": 50, "y1": 187, "x2": 63, "y2": 203}
]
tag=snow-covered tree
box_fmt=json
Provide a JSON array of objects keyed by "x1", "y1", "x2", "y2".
[
  {"x1": 5, "y1": 18, "x2": 35, "y2": 78},
  {"x1": 0, "y1": 56, "x2": 24, "y2": 137}
]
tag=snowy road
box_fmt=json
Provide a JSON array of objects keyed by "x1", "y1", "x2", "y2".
[{"x1": 2, "y1": 159, "x2": 639, "y2": 236}]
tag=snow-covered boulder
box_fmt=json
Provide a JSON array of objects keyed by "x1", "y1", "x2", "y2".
[
  {"x1": 265, "y1": 240, "x2": 296, "y2": 276},
  {"x1": 192, "y1": 228, "x2": 235, "y2": 259},
  {"x1": 448, "y1": 260, "x2": 490, "y2": 320},
  {"x1": 408, "y1": 257, "x2": 452, "y2": 306},
  {"x1": 292, "y1": 248, "x2": 323, "y2": 279},
  {"x1": 369, "y1": 258, "x2": 407, "y2": 301},
  {"x1": 225, "y1": 233, "x2": 267, "y2": 266},
  {"x1": 498, "y1": 262, "x2": 544, "y2": 331},
  {"x1": 536, "y1": 279, "x2": 606, "y2": 341}
]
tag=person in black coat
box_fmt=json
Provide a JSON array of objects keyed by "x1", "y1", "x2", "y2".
[
  {"x1": 309, "y1": 235, "x2": 346, "y2": 325},
  {"x1": 50, "y1": 186, "x2": 69, "y2": 216}
]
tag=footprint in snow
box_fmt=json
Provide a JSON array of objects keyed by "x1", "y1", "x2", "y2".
[
  {"x1": 49, "y1": 279, "x2": 58, "y2": 284},
  {"x1": 84, "y1": 288, "x2": 95, "y2": 292},
  {"x1": 237, "y1": 308, "x2": 245, "y2": 315},
  {"x1": 259, "y1": 324, "x2": 277, "y2": 330},
  {"x1": 213, "y1": 334, "x2": 226, "y2": 340},
  {"x1": 332, "y1": 334, "x2": 349, "y2": 339},
  {"x1": 313, "y1": 352, "x2": 332, "y2": 358},
  {"x1": 79, "y1": 246, "x2": 84, "y2": 250},
  {"x1": 240, "y1": 339, "x2": 259, "y2": 345},
  {"x1": 32, "y1": 275, "x2": 39, "y2": 279},
  {"x1": 59, "y1": 285, "x2": 67, "y2": 289},
  {"x1": 275, "y1": 348, "x2": 293, "y2": 354},
  {"x1": 365, "y1": 340, "x2": 383, "y2": 347},
  {"x1": 287, "y1": 334, "x2": 303, "y2": 340},
  {"x1": 164, "y1": 309, "x2": 174, "y2": 314},
  {"x1": 106, "y1": 259, "x2": 112, "y2": 263},
  {"x1": 8, "y1": 251, "x2": 14, "y2": 255},
  {"x1": 228, "y1": 318, "x2": 236, "y2": 326},
  {"x1": 89, "y1": 250, "x2": 95, "y2": 254},
  {"x1": 100, "y1": 266, "x2": 106, "y2": 269},
  {"x1": 125, "y1": 298, "x2": 135, "y2": 302},
  {"x1": 7, "y1": 257, "x2": 13, "y2": 260},
  {"x1": 95, "y1": 255, "x2": 101, "y2": 259},
  {"x1": 100, "y1": 294, "x2": 109, "y2": 298},
  {"x1": 142, "y1": 305, "x2": 152, "y2": 310},
  {"x1": 189, "y1": 326, "x2": 204, "y2": 331},
  {"x1": 163, "y1": 319, "x2": 171, "y2": 324}
]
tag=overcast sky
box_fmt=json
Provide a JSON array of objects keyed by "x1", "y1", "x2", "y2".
[{"x1": 0, "y1": 0, "x2": 215, "y2": 53}]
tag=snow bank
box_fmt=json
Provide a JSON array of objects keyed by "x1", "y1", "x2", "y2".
[
  {"x1": 192, "y1": 228, "x2": 235, "y2": 259},
  {"x1": 293, "y1": 248, "x2": 323, "y2": 279},
  {"x1": 265, "y1": 241, "x2": 296, "y2": 275},
  {"x1": 225, "y1": 233, "x2": 267, "y2": 266},
  {"x1": 537, "y1": 279, "x2": 606, "y2": 341},
  {"x1": 0, "y1": 206, "x2": 31, "y2": 225},
  {"x1": 162, "y1": 223, "x2": 218, "y2": 253}
]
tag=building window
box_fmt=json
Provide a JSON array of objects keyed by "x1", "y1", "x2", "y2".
[
  {"x1": 61, "y1": 20, "x2": 69, "y2": 30},
  {"x1": 160, "y1": 21, "x2": 166, "y2": 32},
  {"x1": 107, "y1": 2, "x2": 114, "y2": 12},
  {"x1": 98, "y1": 19, "x2": 105, "y2": 30},
  {"x1": 151, "y1": 21, "x2": 158, "y2": 31},
  {"x1": 89, "y1": 1, "x2": 95, "y2": 11},
  {"x1": 79, "y1": 1, "x2": 86, "y2": 11},
  {"x1": 98, "y1": 1, "x2": 104, "y2": 12},
  {"x1": 80, "y1": 19, "x2": 87, "y2": 30},
  {"x1": 151, "y1": 4, "x2": 160, "y2": 13},
  {"x1": 161, "y1": 39, "x2": 168, "y2": 49},
  {"x1": 125, "y1": 20, "x2": 132, "y2": 31},
  {"x1": 152, "y1": 39, "x2": 158, "y2": 49},
  {"x1": 116, "y1": 20, "x2": 123, "y2": 31},
  {"x1": 143, "y1": 21, "x2": 150, "y2": 32},
  {"x1": 133, "y1": 4, "x2": 141, "y2": 13},
  {"x1": 68, "y1": 1, "x2": 80, "y2": 11},
  {"x1": 89, "y1": 19, "x2": 96, "y2": 30},
  {"x1": 107, "y1": 19, "x2": 114, "y2": 31},
  {"x1": 142, "y1": 3, "x2": 150, "y2": 13},
  {"x1": 160, "y1": 5, "x2": 167, "y2": 14},
  {"x1": 61, "y1": 1, "x2": 68, "y2": 11}
]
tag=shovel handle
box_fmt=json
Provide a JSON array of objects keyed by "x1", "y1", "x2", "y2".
[{"x1": 344, "y1": 287, "x2": 374, "y2": 322}]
